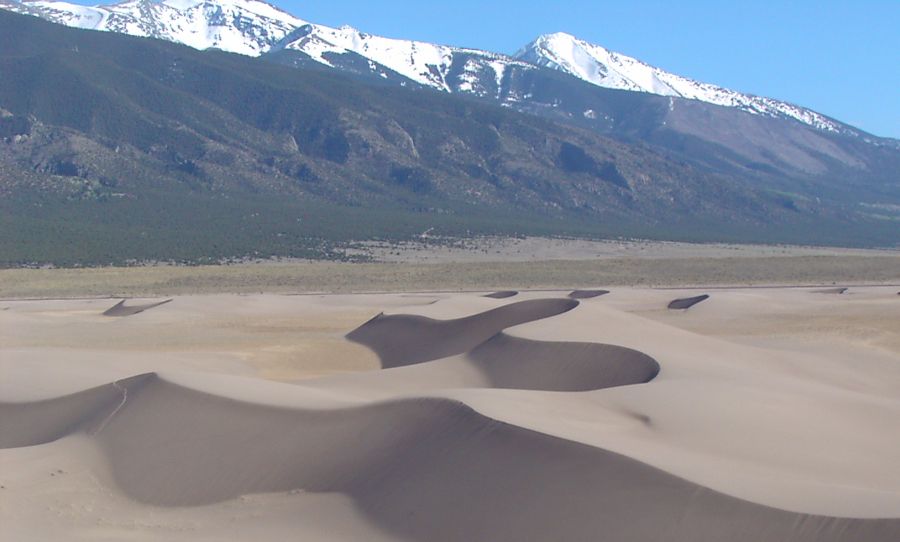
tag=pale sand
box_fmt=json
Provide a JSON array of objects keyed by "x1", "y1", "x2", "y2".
[{"x1": 1, "y1": 287, "x2": 899, "y2": 540}]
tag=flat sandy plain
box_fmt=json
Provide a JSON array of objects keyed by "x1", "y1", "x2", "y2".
[
  {"x1": 2, "y1": 237, "x2": 899, "y2": 299},
  {"x1": 1, "y1": 245, "x2": 899, "y2": 540}
]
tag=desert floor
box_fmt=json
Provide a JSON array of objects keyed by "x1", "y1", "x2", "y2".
[{"x1": 1, "y1": 271, "x2": 899, "y2": 540}]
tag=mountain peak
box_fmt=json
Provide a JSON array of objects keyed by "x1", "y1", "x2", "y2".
[
  {"x1": 532, "y1": 31, "x2": 586, "y2": 45},
  {"x1": 516, "y1": 32, "x2": 843, "y2": 132}
]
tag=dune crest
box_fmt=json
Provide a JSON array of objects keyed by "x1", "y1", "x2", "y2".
[
  {"x1": 0, "y1": 374, "x2": 154, "y2": 448},
  {"x1": 346, "y1": 298, "x2": 578, "y2": 368}
]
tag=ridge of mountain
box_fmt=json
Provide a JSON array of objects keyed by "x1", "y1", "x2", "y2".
[
  {"x1": 515, "y1": 32, "x2": 847, "y2": 134},
  {"x1": 1, "y1": 0, "x2": 884, "y2": 141}
]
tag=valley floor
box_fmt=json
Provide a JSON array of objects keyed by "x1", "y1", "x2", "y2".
[{"x1": 1, "y1": 239, "x2": 899, "y2": 299}]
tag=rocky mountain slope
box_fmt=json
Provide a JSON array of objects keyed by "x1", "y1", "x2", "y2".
[{"x1": 5, "y1": 0, "x2": 897, "y2": 189}]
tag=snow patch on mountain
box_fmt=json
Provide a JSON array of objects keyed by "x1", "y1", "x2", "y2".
[
  {"x1": 281, "y1": 24, "x2": 458, "y2": 90},
  {"x1": 517, "y1": 32, "x2": 843, "y2": 132},
  {"x1": 278, "y1": 23, "x2": 533, "y2": 94},
  {"x1": 1, "y1": 1, "x2": 852, "y2": 134},
  {"x1": 4, "y1": 0, "x2": 304, "y2": 55}
]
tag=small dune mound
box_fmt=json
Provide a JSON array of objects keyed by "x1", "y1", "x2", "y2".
[
  {"x1": 568, "y1": 289, "x2": 610, "y2": 299},
  {"x1": 483, "y1": 291, "x2": 518, "y2": 299},
  {"x1": 467, "y1": 333, "x2": 659, "y2": 391},
  {"x1": 103, "y1": 299, "x2": 172, "y2": 317},
  {"x1": 667, "y1": 294, "x2": 710, "y2": 310},
  {"x1": 0, "y1": 373, "x2": 895, "y2": 540},
  {"x1": 347, "y1": 298, "x2": 578, "y2": 368},
  {"x1": 812, "y1": 287, "x2": 848, "y2": 295}
]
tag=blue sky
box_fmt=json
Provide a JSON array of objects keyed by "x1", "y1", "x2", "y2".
[{"x1": 73, "y1": 0, "x2": 900, "y2": 138}]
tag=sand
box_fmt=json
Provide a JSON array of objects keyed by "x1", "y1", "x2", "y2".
[{"x1": 1, "y1": 286, "x2": 899, "y2": 540}]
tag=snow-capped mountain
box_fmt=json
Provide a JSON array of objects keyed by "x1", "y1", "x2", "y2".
[
  {"x1": 0, "y1": 0, "x2": 304, "y2": 56},
  {"x1": 0, "y1": 0, "x2": 853, "y2": 135},
  {"x1": 273, "y1": 23, "x2": 533, "y2": 96},
  {"x1": 516, "y1": 32, "x2": 843, "y2": 133},
  {"x1": 3, "y1": 3, "x2": 898, "y2": 260},
  {"x1": 1, "y1": 0, "x2": 533, "y2": 97}
]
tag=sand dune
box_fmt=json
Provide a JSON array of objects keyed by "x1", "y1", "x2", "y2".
[
  {"x1": 302, "y1": 331, "x2": 659, "y2": 397},
  {"x1": 2, "y1": 372, "x2": 897, "y2": 541},
  {"x1": 2, "y1": 288, "x2": 899, "y2": 541},
  {"x1": 346, "y1": 298, "x2": 578, "y2": 368},
  {"x1": 102, "y1": 298, "x2": 173, "y2": 316},
  {"x1": 668, "y1": 293, "x2": 710, "y2": 309}
]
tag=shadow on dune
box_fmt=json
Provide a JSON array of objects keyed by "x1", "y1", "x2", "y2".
[
  {"x1": 568, "y1": 289, "x2": 610, "y2": 299},
  {"x1": 347, "y1": 298, "x2": 579, "y2": 368},
  {"x1": 467, "y1": 333, "x2": 658, "y2": 391},
  {"x1": 812, "y1": 287, "x2": 848, "y2": 294},
  {"x1": 103, "y1": 299, "x2": 173, "y2": 317},
  {"x1": 0, "y1": 374, "x2": 896, "y2": 541},
  {"x1": 342, "y1": 296, "x2": 658, "y2": 393},
  {"x1": 483, "y1": 291, "x2": 518, "y2": 299},
  {"x1": 668, "y1": 294, "x2": 710, "y2": 310}
]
